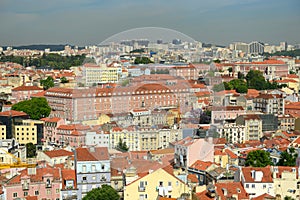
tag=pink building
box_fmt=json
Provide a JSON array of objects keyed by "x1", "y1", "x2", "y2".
[
  {"x1": 11, "y1": 85, "x2": 43, "y2": 103},
  {"x1": 174, "y1": 136, "x2": 214, "y2": 169},
  {"x1": 56, "y1": 124, "x2": 90, "y2": 147},
  {"x1": 45, "y1": 81, "x2": 193, "y2": 122},
  {"x1": 4, "y1": 167, "x2": 61, "y2": 200},
  {"x1": 211, "y1": 106, "x2": 245, "y2": 124},
  {"x1": 41, "y1": 117, "x2": 65, "y2": 144},
  {"x1": 169, "y1": 64, "x2": 198, "y2": 80},
  {"x1": 234, "y1": 60, "x2": 289, "y2": 79}
]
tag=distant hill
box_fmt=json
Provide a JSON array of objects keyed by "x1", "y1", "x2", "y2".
[{"x1": 3, "y1": 44, "x2": 84, "y2": 51}]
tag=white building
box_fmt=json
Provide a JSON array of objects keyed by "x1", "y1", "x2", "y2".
[
  {"x1": 217, "y1": 123, "x2": 246, "y2": 144},
  {"x1": 85, "y1": 131, "x2": 110, "y2": 147}
]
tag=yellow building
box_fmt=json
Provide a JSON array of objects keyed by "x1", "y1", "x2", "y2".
[
  {"x1": 214, "y1": 148, "x2": 239, "y2": 168},
  {"x1": 82, "y1": 114, "x2": 111, "y2": 125},
  {"x1": 273, "y1": 166, "x2": 300, "y2": 199},
  {"x1": 0, "y1": 125, "x2": 6, "y2": 140},
  {"x1": 124, "y1": 168, "x2": 190, "y2": 200},
  {"x1": 83, "y1": 63, "x2": 120, "y2": 86},
  {"x1": 14, "y1": 120, "x2": 41, "y2": 145}
]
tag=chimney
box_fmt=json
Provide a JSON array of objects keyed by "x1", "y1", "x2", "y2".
[
  {"x1": 222, "y1": 188, "x2": 228, "y2": 196},
  {"x1": 251, "y1": 170, "x2": 255, "y2": 179}
]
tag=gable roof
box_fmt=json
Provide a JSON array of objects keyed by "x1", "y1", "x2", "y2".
[
  {"x1": 215, "y1": 182, "x2": 249, "y2": 200},
  {"x1": 44, "y1": 149, "x2": 73, "y2": 158},
  {"x1": 242, "y1": 166, "x2": 273, "y2": 183},
  {"x1": 76, "y1": 147, "x2": 109, "y2": 161}
]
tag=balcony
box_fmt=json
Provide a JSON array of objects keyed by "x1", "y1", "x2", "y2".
[{"x1": 46, "y1": 183, "x2": 52, "y2": 188}]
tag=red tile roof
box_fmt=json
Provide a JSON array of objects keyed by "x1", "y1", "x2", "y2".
[
  {"x1": 251, "y1": 193, "x2": 275, "y2": 200},
  {"x1": 61, "y1": 169, "x2": 76, "y2": 189},
  {"x1": 44, "y1": 149, "x2": 73, "y2": 158},
  {"x1": 0, "y1": 110, "x2": 28, "y2": 117},
  {"x1": 6, "y1": 167, "x2": 61, "y2": 185},
  {"x1": 215, "y1": 182, "x2": 249, "y2": 200},
  {"x1": 41, "y1": 117, "x2": 63, "y2": 123},
  {"x1": 242, "y1": 166, "x2": 273, "y2": 183},
  {"x1": 76, "y1": 147, "x2": 109, "y2": 161},
  {"x1": 190, "y1": 160, "x2": 215, "y2": 171},
  {"x1": 12, "y1": 85, "x2": 43, "y2": 91},
  {"x1": 195, "y1": 190, "x2": 214, "y2": 200}
]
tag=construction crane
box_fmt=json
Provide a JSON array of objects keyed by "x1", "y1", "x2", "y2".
[{"x1": 0, "y1": 149, "x2": 37, "y2": 169}]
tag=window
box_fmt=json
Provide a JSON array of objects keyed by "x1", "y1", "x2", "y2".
[
  {"x1": 92, "y1": 176, "x2": 96, "y2": 180},
  {"x1": 82, "y1": 165, "x2": 86, "y2": 173},
  {"x1": 245, "y1": 184, "x2": 249, "y2": 188},
  {"x1": 56, "y1": 189, "x2": 59, "y2": 193},
  {"x1": 82, "y1": 176, "x2": 87, "y2": 181},
  {"x1": 35, "y1": 191, "x2": 39, "y2": 195},
  {"x1": 252, "y1": 184, "x2": 255, "y2": 188},
  {"x1": 263, "y1": 184, "x2": 266, "y2": 189},
  {"x1": 168, "y1": 181, "x2": 172, "y2": 187},
  {"x1": 24, "y1": 191, "x2": 28, "y2": 196},
  {"x1": 92, "y1": 165, "x2": 96, "y2": 172},
  {"x1": 47, "y1": 189, "x2": 51, "y2": 195},
  {"x1": 13, "y1": 193, "x2": 17, "y2": 197},
  {"x1": 101, "y1": 165, "x2": 105, "y2": 170},
  {"x1": 159, "y1": 181, "x2": 163, "y2": 187}
]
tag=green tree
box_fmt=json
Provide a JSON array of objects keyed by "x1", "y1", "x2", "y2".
[
  {"x1": 83, "y1": 185, "x2": 120, "y2": 200},
  {"x1": 246, "y1": 70, "x2": 267, "y2": 90},
  {"x1": 236, "y1": 85, "x2": 248, "y2": 93},
  {"x1": 277, "y1": 148, "x2": 298, "y2": 166},
  {"x1": 134, "y1": 57, "x2": 153, "y2": 64},
  {"x1": 116, "y1": 138, "x2": 129, "y2": 152},
  {"x1": 245, "y1": 150, "x2": 273, "y2": 167},
  {"x1": 26, "y1": 143, "x2": 36, "y2": 158},
  {"x1": 12, "y1": 97, "x2": 51, "y2": 120},
  {"x1": 40, "y1": 76, "x2": 55, "y2": 90},
  {"x1": 60, "y1": 76, "x2": 69, "y2": 83}
]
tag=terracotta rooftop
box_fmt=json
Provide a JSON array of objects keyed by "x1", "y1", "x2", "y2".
[
  {"x1": 215, "y1": 182, "x2": 249, "y2": 200},
  {"x1": 76, "y1": 147, "x2": 109, "y2": 161},
  {"x1": 242, "y1": 166, "x2": 273, "y2": 183},
  {"x1": 6, "y1": 167, "x2": 61, "y2": 185},
  {"x1": 41, "y1": 117, "x2": 63, "y2": 123},
  {"x1": 252, "y1": 193, "x2": 276, "y2": 200},
  {"x1": 0, "y1": 110, "x2": 28, "y2": 117},
  {"x1": 44, "y1": 149, "x2": 73, "y2": 158},
  {"x1": 190, "y1": 160, "x2": 215, "y2": 171},
  {"x1": 12, "y1": 85, "x2": 43, "y2": 91}
]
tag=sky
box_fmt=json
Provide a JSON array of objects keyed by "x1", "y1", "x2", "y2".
[{"x1": 0, "y1": 0, "x2": 299, "y2": 46}]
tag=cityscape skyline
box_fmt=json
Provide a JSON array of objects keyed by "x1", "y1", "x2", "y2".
[{"x1": 0, "y1": 0, "x2": 300, "y2": 46}]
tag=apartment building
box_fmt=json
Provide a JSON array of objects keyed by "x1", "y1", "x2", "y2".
[
  {"x1": 11, "y1": 85, "x2": 43, "y2": 103},
  {"x1": 211, "y1": 106, "x2": 245, "y2": 124},
  {"x1": 234, "y1": 60, "x2": 289, "y2": 80},
  {"x1": 81, "y1": 63, "x2": 121, "y2": 86},
  {"x1": 253, "y1": 94, "x2": 285, "y2": 115},
  {"x1": 45, "y1": 81, "x2": 191, "y2": 122},
  {"x1": 110, "y1": 127, "x2": 182, "y2": 151},
  {"x1": 169, "y1": 64, "x2": 198, "y2": 80},
  {"x1": 75, "y1": 147, "x2": 110, "y2": 199},
  {"x1": 174, "y1": 137, "x2": 214, "y2": 169},
  {"x1": 217, "y1": 123, "x2": 246, "y2": 144},
  {"x1": 124, "y1": 168, "x2": 190, "y2": 200},
  {"x1": 236, "y1": 114, "x2": 263, "y2": 141}
]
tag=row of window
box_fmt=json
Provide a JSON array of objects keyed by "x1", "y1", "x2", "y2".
[{"x1": 13, "y1": 189, "x2": 59, "y2": 198}]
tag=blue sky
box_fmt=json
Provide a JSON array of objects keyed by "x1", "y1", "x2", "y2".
[{"x1": 0, "y1": 0, "x2": 299, "y2": 46}]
